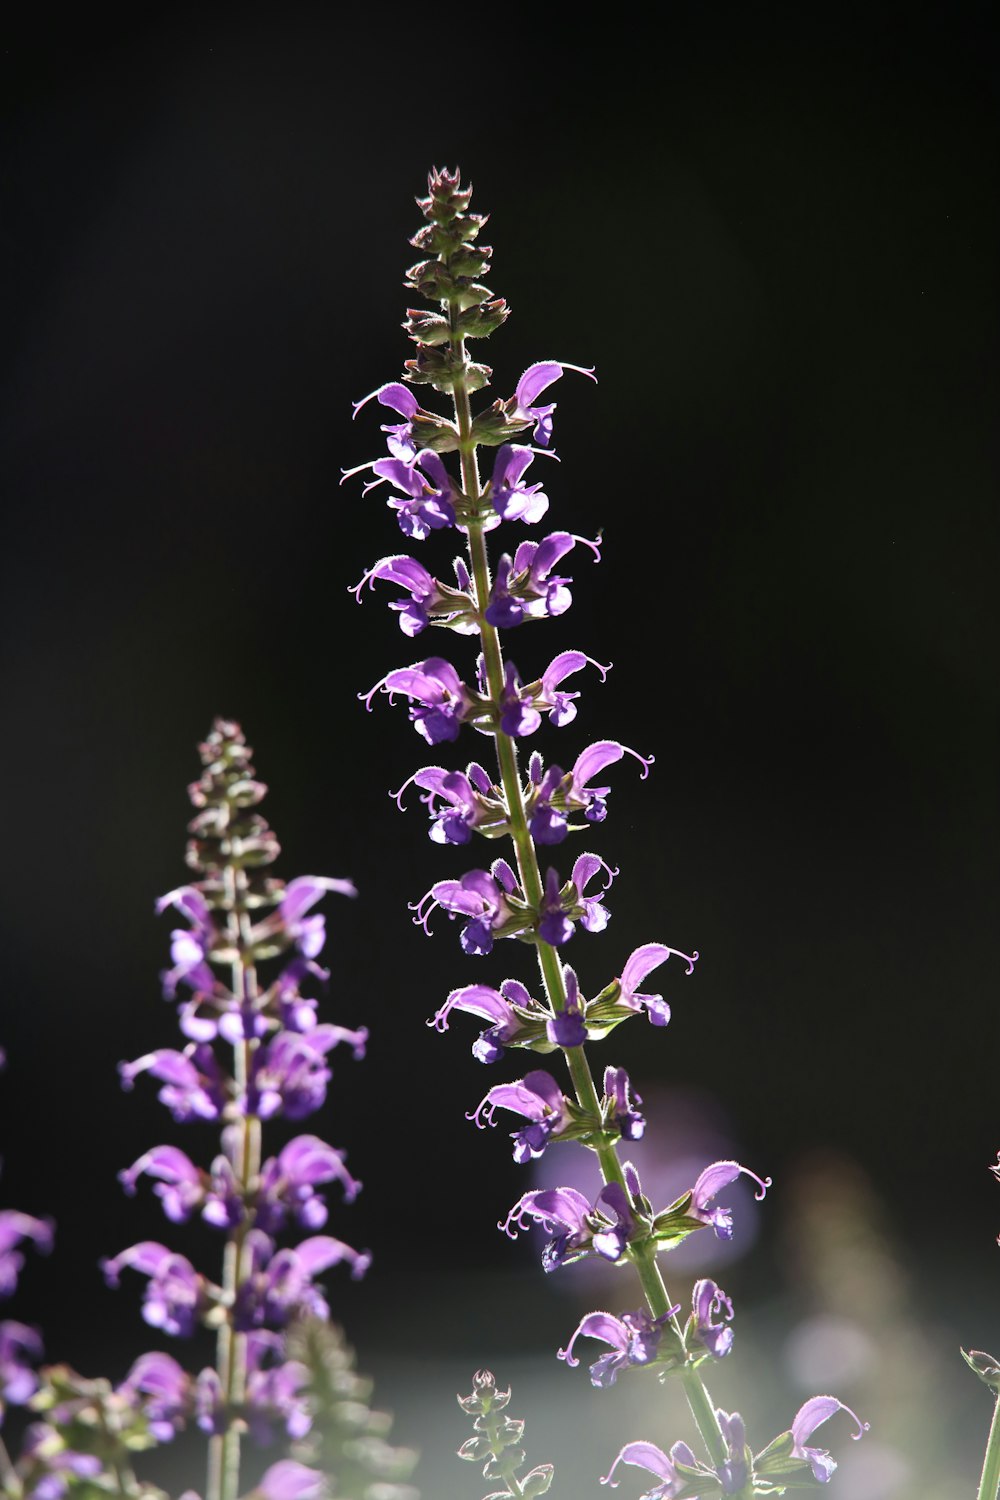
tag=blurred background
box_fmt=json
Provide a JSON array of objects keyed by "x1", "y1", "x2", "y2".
[{"x1": 0, "y1": 6, "x2": 996, "y2": 1495}]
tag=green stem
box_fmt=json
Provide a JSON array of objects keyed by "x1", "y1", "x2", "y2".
[
  {"x1": 207, "y1": 861, "x2": 263, "y2": 1500},
  {"x1": 0, "y1": 1434, "x2": 22, "y2": 1499},
  {"x1": 978, "y1": 1394, "x2": 1000, "y2": 1500},
  {"x1": 447, "y1": 321, "x2": 727, "y2": 1472}
]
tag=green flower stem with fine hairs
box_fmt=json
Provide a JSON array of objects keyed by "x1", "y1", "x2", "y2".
[
  {"x1": 978, "y1": 1395, "x2": 1000, "y2": 1500},
  {"x1": 448, "y1": 328, "x2": 728, "y2": 1472}
]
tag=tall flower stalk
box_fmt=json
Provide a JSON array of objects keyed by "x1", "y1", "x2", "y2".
[{"x1": 349, "y1": 169, "x2": 868, "y2": 1495}]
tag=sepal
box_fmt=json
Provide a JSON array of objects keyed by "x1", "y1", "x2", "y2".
[{"x1": 962, "y1": 1347, "x2": 1000, "y2": 1390}]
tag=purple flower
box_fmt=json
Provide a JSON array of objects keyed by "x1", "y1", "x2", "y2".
[
  {"x1": 689, "y1": 1160, "x2": 773, "y2": 1240},
  {"x1": 690, "y1": 1278, "x2": 735, "y2": 1359},
  {"x1": 500, "y1": 1180, "x2": 636, "y2": 1271},
  {"x1": 510, "y1": 361, "x2": 597, "y2": 448},
  {"x1": 362, "y1": 656, "x2": 476, "y2": 745},
  {"x1": 118, "y1": 1351, "x2": 192, "y2": 1441},
  {"x1": 603, "y1": 1066, "x2": 645, "y2": 1140},
  {"x1": 559, "y1": 1305, "x2": 677, "y2": 1388},
  {"x1": 351, "y1": 381, "x2": 422, "y2": 461},
  {"x1": 265, "y1": 875, "x2": 357, "y2": 961},
  {"x1": 100, "y1": 1242, "x2": 207, "y2": 1338},
  {"x1": 411, "y1": 860, "x2": 524, "y2": 954},
  {"x1": 350, "y1": 553, "x2": 472, "y2": 636},
  {"x1": 0, "y1": 1211, "x2": 53, "y2": 1298},
  {"x1": 232, "y1": 1230, "x2": 370, "y2": 1332},
  {"x1": 528, "y1": 740, "x2": 654, "y2": 844},
  {"x1": 715, "y1": 1409, "x2": 750, "y2": 1494},
  {"x1": 255, "y1": 1134, "x2": 361, "y2": 1234},
  {"x1": 600, "y1": 1439, "x2": 695, "y2": 1497},
  {"x1": 119, "y1": 1146, "x2": 207, "y2": 1224},
  {"x1": 244, "y1": 1332, "x2": 311, "y2": 1444},
  {"x1": 393, "y1": 762, "x2": 502, "y2": 845},
  {"x1": 468, "y1": 1070, "x2": 571, "y2": 1163},
  {"x1": 0, "y1": 1320, "x2": 44, "y2": 1409},
  {"x1": 538, "y1": 854, "x2": 618, "y2": 946},
  {"x1": 497, "y1": 651, "x2": 611, "y2": 738},
  {"x1": 488, "y1": 444, "x2": 550, "y2": 524},
  {"x1": 245, "y1": 1027, "x2": 352, "y2": 1120},
  {"x1": 119, "y1": 1043, "x2": 227, "y2": 1123},
  {"x1": 485, "y1": 532, "x2": 601, "y2": 628},
  {"x1": 791, "y1": 1396, "x2": 869, "y2": 1482},
  {"x1": 546, "y1": 966, "x2": 587, "y2": 1046},
  {"x1": 427, "y1": 977, "x2": 537, "y2": 1062},
  {"x1": 255, "y1": 1459, "x2": 329, "y2": 1500},
  {"x1": 615, "y1": 941, "x2": 699, "y2": 1027},
  {"x1": 371, "y1": 450, "x2": 457, "y2": 539}
]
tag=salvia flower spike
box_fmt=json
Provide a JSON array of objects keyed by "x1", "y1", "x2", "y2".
[{"x1": 349, "y1": 167, "x2": 867, "y2": 1494}]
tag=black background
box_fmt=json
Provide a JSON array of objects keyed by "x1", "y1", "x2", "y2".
[{"x1": 0, "y1": 7, "x2": 996, "y2": 1495}]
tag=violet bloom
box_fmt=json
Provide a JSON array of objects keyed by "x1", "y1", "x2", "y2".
[
  {"x1": 510, "y1": 361, "x2": 597, "y2": 448},
  {"x1": 118, "y1": 1351, "x2": 191, "y2": 1441},
  {"x1": 0, "y1": 1211, "x2": 53, "y2": 1298},
  {"x1": 232, "y1": 1230, "x2": 370, "y2": 1332},
  {"x1": 485, "y1": 532, "x2": 601, "y2": 628},
  {"x1": 255, "y1": 1459, "x2": 329, "y2": 1500},
  {"x1": 538, "y1": 854, "x2": 617, "y2": 946},
  {"x1": 689, "y1": 1160, "x2": 773, "y2": 1240},
  {"x1": 488, "y1": 444, "x2": 549, "y2": 524},
  {"x1": 394, "y1": 762, "x2": 499, "y2": 845},
  {"x1": 616, "y1": 941, "x2": 699, "y2": 1027},
  {"x1": 500, "y1": 1180, "x2": 636, "y2": 1272},
  {"x1": 0, "y1": 1320, "x2": 44, "y2": 1409},
  {"x1": 715, "y1": 1409, "x2": 750, "y2": 1494},
  {"x1": 559, "y1": 1305, "x2": 677, "y2": 1388},
  {"x1": 603, "y1": 1066, "x2": 645, "y2": 1140},
  {"x1": 118, "y1": 1146, "x2": 206, "y2": 1224},
  {"x1": 350, "y1": 553, "x2": 472, "y2": 636},
  {"x1": 119, "y1": 1043, "x2": 227, "y2": 1123},
  {"x1": 351, "y1": 381, "x2": 422, "y2": 461},
  {"x1": 600, "y1": 1439, "x2": 695, "y2": 1498},
  {"x1": 411, "y1": 860, "x2": 523, "y2": 955},
  {"x1": 371, "y1": 450, "x2": 457, "y2": 539},
  {"x1": 791, "y1": 1396, "x2": 869, "y2": 1482},
  {"x1": 259, "y1": 875, "x2": 358, "y2": 962},
  {"x1": 529, "y1": 741, "x2": 654, "y2": 844},
  {"x1": 244, "y1": 1331, "x2": 311, "y2": 1444},
  {"x1": 255, "y1": 1134, "x2": 361, "y2": 1234},
  {"x1": 245, "y1": 1027, "x2": 348, "y2": 1120},
  {"x1": 427, "y1": 977, "x2": 535, "y2": 1063},
  {"x1": 362, "y1": 656, "x2": 475, "y2": 745},
  {"x1": 546, "y1": 966, "x2": 587, "y2": 1046},
  {"x1": 691, "y1": 1278, "x2": 735, "y2": 1358},
  {"x1": 468, "y1": 1070, "x2": 570, "y2": 1163},
  {"x1": 100, "y1": 1242, "x2": 206, "y2": 1338},
  {"x1": 500, "y1": 650, "x2": 611, "y2": 738}
]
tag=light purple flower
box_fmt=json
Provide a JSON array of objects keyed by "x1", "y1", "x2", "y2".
[
  {"x1": 362, "y1": 656, "x2": 476, "y2": 745},
  {"x1": 0, "y1": 1211, "x2": 53, "y2": 1298},
  {"x1": 100, "y1": 1242, "x2": 206, "y2": 1338},
  {"x1": 119, "y1": 1146, "x2": 206, "y2": 1224},
  {"x1": 485, "y1": 531, "x2": 601, "y2": 628},
  {"x1": 393, "y1": 762, "x2": 501, "y2": 845},
  {"x1": 119, "y1": 1043, "x2": 227, "y2": 1123},
  {"x1": 715, "y1": 1409, "x2": 749, "y2": 1493},
  {"x1": 689, "y1": 1160, "x2": 773, "y2": 1240},
  {"x1": 488, "y1": 444, "x2": 550, "y2": 524},
  {"x1": 691, "y1": 1278, "x2": 734, "y2": 1358},
  {"x1": 791, "y1": 1396, "x2": 869, "y2": 1482},
  {"x1": 559, "y1": 1305, "x2": 677, "y2": 1388},
  {"x1": 255, "y1": 1459, "x2": 329, "y2": 1500},
  {"x1": 118, "y1": 1351, "x2": 191, "y2": 1441},
  {"x1": 232, "y1": 1230, "x2": 370, "y2": 1331},
  {"x1": 245, "y1": 1027, "x2": 352, "y2": 1120},
  {"x1": 468, "y1": 1070, "x2": 570, "y2": 1163},
  {"x1": 244, "y1": 1331, "x2": 311, "y2": 1444},
  {"x1": 497, "y1": 650, "x2": 611, "y2": 739},
  {"x1": 616, "y1": 942, "x2": 699, "y2": 1027},
  {"x1": 411, "y1": 860, "x2": 524, "y2": 955},
  {"x1": 0, "y1": 1320, "x2": 44, "y2": 1409},
  {"x1": 351, "y1": 381, "x2": 422, "y2": 461},
  {"x1": 528, "y1": 740, "x2": 653, "y2": 844},
  {"x1": 603, "y1": 1066, "x2": 645, "y2": 1140},
  {"x1": 546, "y1": 965, "x2": 587, "y2": 1046},
  {"x1": 511, "y1": 361, "x2": 597, "y2": 448},
  {"x1": 500, "y1": 1180, "x2": 636, "y2": 1272},
  {"x1": 255, "y1": 1134, "x2": 361, "y2": 1234},
  {"x1": 350, "y1": 553, "x2": 473, "y2": 636},
  {"x1": 370, "y1": 450, "x2": 457, "y2": 539},
  {"x1": 600, "y1": 1439, "x2": 695, "y2": 1497},
  {"x1": 538, "y1": 854, "x2": 618, "y2": 946},
  {"x1": 426, "y1": 977, "x2": 536, "y2": 1063}
]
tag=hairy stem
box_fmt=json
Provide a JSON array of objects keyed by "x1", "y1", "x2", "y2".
[
  {"x1": 978, "y1": 1394, "x2": 1000, "y2": 1500},
  {"x1": 448, "y1": 324, "x2": 727, "y2": 1469}
]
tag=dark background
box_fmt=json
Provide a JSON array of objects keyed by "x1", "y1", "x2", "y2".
[{"x1": 0, "y1": 7, "x2": 996, "y2": 1495}]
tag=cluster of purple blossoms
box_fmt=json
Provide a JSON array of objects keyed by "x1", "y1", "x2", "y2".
[
  {"x1": 81, "y1": 721, "x2": 413, "y2": 1500},
  {"x1": 349, "y1": 167, "x2": 868, "y2": 1495}
]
